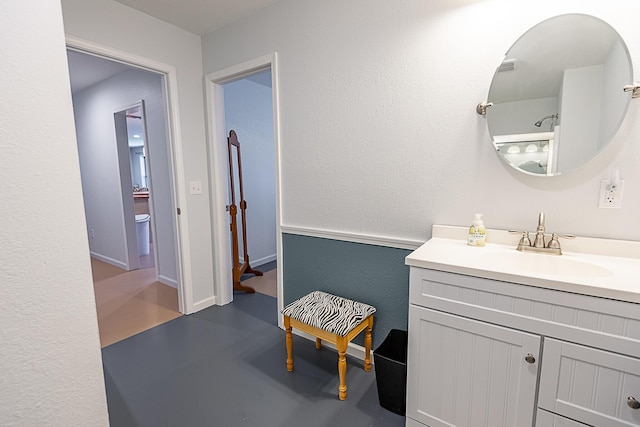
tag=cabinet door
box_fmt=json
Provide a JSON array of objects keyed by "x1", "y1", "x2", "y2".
[
  {"x1": 406, "y1": 306, "x2": 541, "y2": 427},
  {"x1": 539, "y1": 338, "x2": 640, "y2": 427}
]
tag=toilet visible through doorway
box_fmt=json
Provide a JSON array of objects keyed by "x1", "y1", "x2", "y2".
[{"x1": 135, "y1": 214, "x2": 150, "y2": 256}]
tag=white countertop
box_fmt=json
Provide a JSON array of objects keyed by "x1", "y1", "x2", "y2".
[{"x1": 406, "y1": 225, "x2": 640, "y2": 304}]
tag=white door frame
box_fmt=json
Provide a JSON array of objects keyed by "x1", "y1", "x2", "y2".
[
  {"x1": 205, "y1": 53, "x2": 283, "y2": 313},
  {"x1": 66, "y1": 36, "x2": 192, "y2": 314}
]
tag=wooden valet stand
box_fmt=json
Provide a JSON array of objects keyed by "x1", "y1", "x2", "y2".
[{"x1": 227, "y1": 130, "x2": 262, "y2": 293}]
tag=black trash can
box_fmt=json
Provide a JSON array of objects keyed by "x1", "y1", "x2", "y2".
[{"x1": 373, "y1": 329, "x2": 407, "y2": 415}]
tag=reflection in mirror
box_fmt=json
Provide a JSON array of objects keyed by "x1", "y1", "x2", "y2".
[{"x1": 485, "y1": 14, "x2": 633, "y2": 176}]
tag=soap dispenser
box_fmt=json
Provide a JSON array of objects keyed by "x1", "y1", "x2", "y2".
[{"x1": 468, "y1": 214, "x2": 486, "y2": 247}]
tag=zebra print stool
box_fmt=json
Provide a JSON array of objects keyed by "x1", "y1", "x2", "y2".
[{"x1": 281, "y1": 291, "x2": 376, "y2": 400}]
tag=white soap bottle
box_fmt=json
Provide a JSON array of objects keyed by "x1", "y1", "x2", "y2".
[{"x1": 468, "y1": 214, "x2": 486, "y2": 247}]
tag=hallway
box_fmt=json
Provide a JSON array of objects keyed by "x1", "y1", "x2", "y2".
[
  {"x1": 92, "y1": 257, "x2": 278, "y2": 347},
  {"x1": 91, "y1": 256, "x2": 181, "y2": 347}
]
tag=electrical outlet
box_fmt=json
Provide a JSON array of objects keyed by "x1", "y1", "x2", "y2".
[
  {"x1": 598, "y1": 180, "x2": 624, "y2": 208},
  {"x1": 90, "y1": 229, "x2": 95, "y2": 239}
]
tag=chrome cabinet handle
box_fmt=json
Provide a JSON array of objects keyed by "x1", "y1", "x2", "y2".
[
  {"x1": 524, "y1": 353, "x2": 536, "y2": 364},
  {"x1": 628, "y1": 396, "x2": 640, "y2": 409}
]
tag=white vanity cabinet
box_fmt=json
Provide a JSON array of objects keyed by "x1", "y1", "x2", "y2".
[{"x1": 405, "y1": 265, "x2": 640, "y2": 427}]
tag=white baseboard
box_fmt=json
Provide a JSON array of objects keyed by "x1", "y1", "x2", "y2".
[
  {"x1": 237, "y1": 253, "x2": 276, "y2": 267},
  {"x1": 189, "y1": 295, "x2": 217, "y2": 314},
  {"x1": 158, "y1": 274, "x2": 177, "y2": 289},
  {"x1": 252, "y1": 253, "x2": 277, "y2": 266},
  {"x1": 90, "y1": 252, "x2": 127, "y2": 270}
]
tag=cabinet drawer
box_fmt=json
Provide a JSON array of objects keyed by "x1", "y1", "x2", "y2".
[
  {"x1": 536, "y1": 409, "x2": 589, "y2": 426},
  {"x1": 409, "y1": 267, "x2": 640, "y2": 359},
  {"x1": 539, "y1": 338, "x2": 640, "y2": 427}
]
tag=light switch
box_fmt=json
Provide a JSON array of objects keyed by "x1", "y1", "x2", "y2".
[{"x1": 189, "y1": 181, "x2": 202, "y2": 195}]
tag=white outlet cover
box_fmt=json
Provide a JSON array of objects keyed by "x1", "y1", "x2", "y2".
[{"x1": 598, "y1": 180, "x2": 624, "y2": 208}]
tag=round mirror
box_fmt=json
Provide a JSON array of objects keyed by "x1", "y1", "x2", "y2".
[{"x1": 486, "y1": 14, "x2": 633, "y2": 176}]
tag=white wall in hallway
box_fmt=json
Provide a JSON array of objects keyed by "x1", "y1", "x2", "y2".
[
  {"x1": 201, "y1": 0, "x2": 640, "y2": 242},
  {"x1": 0, "y1": 2, "x2": 108, "y2": 425}
]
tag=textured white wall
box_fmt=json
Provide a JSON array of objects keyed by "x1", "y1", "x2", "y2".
[
  {"x1": 223, "y1": 74, "x2": 277, "y2": 266},
  {"x1": 73, "y1": 68, "x2": 178, "y2": 285},
  {"x1": 62, "y1": 0, "x2": 215, "y2": 306},
  {"x1": 0, "y1": 2, "x2": 108, "y2": 425},
  {"x1": 202, "y1": 0, "x2": 640, "y2": 242}
]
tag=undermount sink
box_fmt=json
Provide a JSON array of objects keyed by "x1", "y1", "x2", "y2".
[{"x1": 480, "y1": 250, "x2": 613, "y2": 277}]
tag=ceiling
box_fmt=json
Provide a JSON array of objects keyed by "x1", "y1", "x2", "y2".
[{"x1": 114, "y1": 0, "x2": 281, "y2": 36}]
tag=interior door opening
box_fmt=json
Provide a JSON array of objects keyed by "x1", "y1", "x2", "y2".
[
  {"x1": 114, "y1": 102, "x2": 157, "y2": 272},
  {"x1": 67, "y1": 47, "x2": 183, "y2": 346},
  {"x1": 205, "y1": 53, "x2": 282, "y2": 313},
  {"x1": 223, "y1": 69, "x2": 276, "y2": 298}
]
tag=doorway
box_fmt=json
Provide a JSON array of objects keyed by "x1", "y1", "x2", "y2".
[
  {"x1": 113, "y1": 102, "x2": 156, "y2": 271},
  {"x1": 205, "y1": 53, "x2": 283, "y2": 316},
  {"x1": 223, "y1": 69, "x2": 276, "y2": 296},
  {"x1": 67, "y1": 47, "x2": 183, "y2": 345}
]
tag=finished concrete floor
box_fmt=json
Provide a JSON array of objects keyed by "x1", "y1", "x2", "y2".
[{"x1": 101, "y1": 292, "x2": 406, "y2": 426}]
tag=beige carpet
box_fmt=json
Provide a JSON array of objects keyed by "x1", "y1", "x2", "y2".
[
  {"x1": 243, "y1": 268, "x2": 277, "y2": 298},
  {"x1": 91, "y1": 258, "x2": 181, "y2": 348}
]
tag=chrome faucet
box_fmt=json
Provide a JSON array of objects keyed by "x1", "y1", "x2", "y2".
[
  {"x1": 532, "y1": 212, "x2": 546, "y2": 248},
  {"x1": 509, "y1": 212, "x2": 574, "y2": 255}
]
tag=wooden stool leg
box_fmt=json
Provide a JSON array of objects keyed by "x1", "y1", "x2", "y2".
[
  {"x1": 315, "y1": 338, "x2": 322, "y2": 349},
  {"x1": 284, "y1": 316, "x2": 294, "y2": 372},
  {"x1": 364, "y1": 315, "x2": 373, "y2": 372},
  {"x1": 337, "y1": 336, "x2": 348, "y2": 400}
]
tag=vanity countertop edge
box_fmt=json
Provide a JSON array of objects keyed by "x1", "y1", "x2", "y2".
[{"x1": 406, "y1": 225, "x2": 640, "y2": 304}]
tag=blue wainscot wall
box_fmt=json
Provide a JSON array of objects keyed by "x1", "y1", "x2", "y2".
[{"x1": 282, "y1": 233, "x2": 411, "y2": 347}]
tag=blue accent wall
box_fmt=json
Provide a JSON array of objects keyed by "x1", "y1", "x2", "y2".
[{"x1": 282, "y1": 233, "x2": 411, "y2": 347}]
